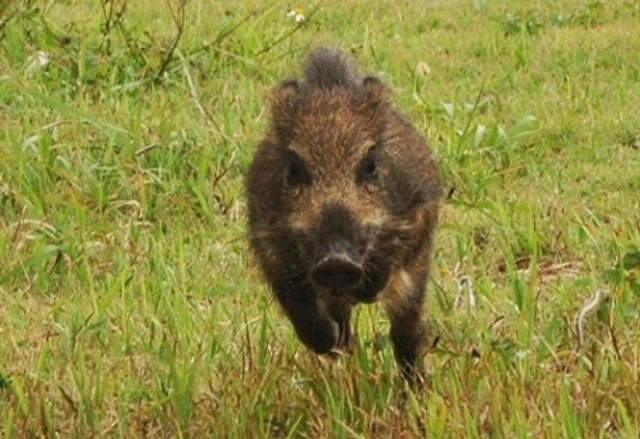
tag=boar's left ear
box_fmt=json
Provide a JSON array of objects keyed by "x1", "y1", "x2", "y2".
[
  {"x1": 363, "y1": 76, "x2": 381, "y2": 87},
  {"x1": 361, "y1": 75, "x2": 389, "y2": 110}
]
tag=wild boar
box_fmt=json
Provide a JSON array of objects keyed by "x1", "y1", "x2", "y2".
[{"x1": 246, "y1": 48, "x2": 442, "y2": 379}]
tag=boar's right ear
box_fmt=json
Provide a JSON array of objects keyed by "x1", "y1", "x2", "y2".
[
  {"x1": 274, "y1": 79, "x2": 300, "y2": 100},
  {"x1": 270, "y1": 79, "x2": 300, "y2": 139},
  {"x1": 271, "y1": 79, "x2": 300, "y2": 113}
]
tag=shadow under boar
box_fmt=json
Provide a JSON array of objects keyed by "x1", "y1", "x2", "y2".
[{"x1": 246, "y1": 48, "x2": 442, "y2": 380}]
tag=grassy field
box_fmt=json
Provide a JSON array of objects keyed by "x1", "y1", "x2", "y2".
[{"x1": 1, "y1": 0, "x2": 639, "y2": 437}]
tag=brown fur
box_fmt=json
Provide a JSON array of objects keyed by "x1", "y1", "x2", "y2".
[{"x1": 246, "y1": 48, "x2": 442, "y2": 380}]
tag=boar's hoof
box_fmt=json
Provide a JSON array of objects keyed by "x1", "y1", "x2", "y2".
[{"x1": 297, "y1": 319, "x2": 340, "y2": 354}]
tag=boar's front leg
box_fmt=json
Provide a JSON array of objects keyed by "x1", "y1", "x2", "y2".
[
  {"x1": 383, "y1": 269, "x2": 428, "y2": 381},
  {"x1": 273, "y1": 279, "x2": 339, "y2": 354},
  {"x1": 326, "y1": 301, "x2": 353, "y2": 351}
]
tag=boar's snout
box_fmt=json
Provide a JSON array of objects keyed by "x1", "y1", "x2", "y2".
[
  {"x1": 310, "y1": 245, "x2": 363, "y2": 289},
  {"x1": 308, "y1": 202, "x2": 365, "y2": 290}
]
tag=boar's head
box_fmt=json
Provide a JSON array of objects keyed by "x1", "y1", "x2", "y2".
[{"x1": 247, "y1": 49, "x2": 441, "y2": 303}]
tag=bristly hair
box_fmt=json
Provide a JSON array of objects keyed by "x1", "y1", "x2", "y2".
[{"x1": 303, "y1": 47, "x2": 360, "y2": 89}]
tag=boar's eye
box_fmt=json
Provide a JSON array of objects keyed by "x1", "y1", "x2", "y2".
[
  {"x1": 364, "y1": 158, "x2": 377, "y2": 176},
  {"x1": 284, "y1": 149, "x2": 312, "y2": 186},
  {"x1": 356, "y1": 146, "x2": 379, "y2": 185}
]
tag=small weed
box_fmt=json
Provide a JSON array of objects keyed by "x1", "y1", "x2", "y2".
[{"x1": 502, "y1": 13, "x2": 544, "y2": 36}]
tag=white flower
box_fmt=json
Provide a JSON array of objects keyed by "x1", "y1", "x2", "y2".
[
  {"x1": 287, "y1": 8, "x2": 305, "y2": 23},
  {"x1": 25, "y1": 50, "x2": 50, "y2": 75}
]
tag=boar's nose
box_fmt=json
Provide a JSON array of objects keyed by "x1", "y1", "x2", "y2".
[{"x1": 310, "y1": 251, "x2": 364, "y2": 289}]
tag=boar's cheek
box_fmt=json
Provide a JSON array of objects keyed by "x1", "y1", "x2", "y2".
[{"x1": 247, "y1": 143, "x2": 288, "y2": 226}]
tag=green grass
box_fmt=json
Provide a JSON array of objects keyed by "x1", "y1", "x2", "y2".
[{"x1": 1, "y1": 0, "x2": 639, "y2": 437}]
